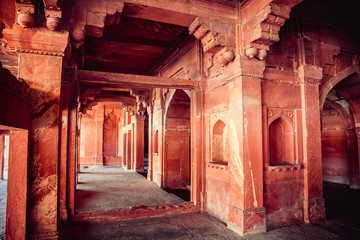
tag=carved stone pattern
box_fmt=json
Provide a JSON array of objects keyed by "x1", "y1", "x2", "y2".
[{"x1": 244, "y1": 3, "x2": 291, "y2": 60}]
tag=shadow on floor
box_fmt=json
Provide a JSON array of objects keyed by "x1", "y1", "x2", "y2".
[
  {"x1": 312, "y1": 182, "x2": 360, "y2": 240},
  {"x1": 163, "y1": 188, "x2": 190, "y2": 202}
]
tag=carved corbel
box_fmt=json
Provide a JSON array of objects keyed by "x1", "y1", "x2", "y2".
[
  {"x1": 15, "y1": 0, "x2": 35, "y2": 28},
  {"x1": 130, "y1": 90, "x2": 150, "y2": 115},
  {"x1": 189, "y1": 17, "x2": 236, "y2": 66},
  {"x1": 44, "y1": 8, "x2": 62, "y2": 31},
  {"x1": 70, "y1": 0, "x2": 124, "y2": 47},
  {"x1": 243, "y1": 3, "x2": 292, "y2": 60}
]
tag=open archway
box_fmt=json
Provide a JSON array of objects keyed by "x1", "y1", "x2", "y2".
[{"x1": 164, "y1": 90, "x2": 191, "y2": 191}]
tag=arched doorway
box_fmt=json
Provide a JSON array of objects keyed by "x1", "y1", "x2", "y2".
[
  {"x1": 164, "y1": 90, "x2": 191, "y2": 196},
  {"x1": 320, "y1": 73, "x2": 360, "y2": 222}
]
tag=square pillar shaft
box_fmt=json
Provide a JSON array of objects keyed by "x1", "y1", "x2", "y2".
[{"x1": 227, "y1": 57, "x2": 266, "y2": 236}]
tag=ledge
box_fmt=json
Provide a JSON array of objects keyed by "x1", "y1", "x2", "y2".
[
  {"x1": 207, "y1": 162, "x2": 228, "y2": 170},
  {"x1": 266, "y1": 164, "x2": 301, "y2": 172}
]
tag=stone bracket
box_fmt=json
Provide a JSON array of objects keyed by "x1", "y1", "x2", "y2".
[
  {"x1": 189, "y1": 17, "x2": 235, "y2": 66},
  {"x1": 71, "y1": 0, "x2": 124, "y2": 46},
  {"x1": 131, "y1": 90, "x2": 150, "y2": 115},
  {"x1": 243, "y1": 3, "x2": 292, "y2": 60}
]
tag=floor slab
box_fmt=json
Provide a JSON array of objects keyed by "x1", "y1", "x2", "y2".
[
  {"x1": 75, "y1": 167, "x2": 184, "y2": 213},
  {"x1": 66, "y1": 181, "x2": 360, "y2": 240}
]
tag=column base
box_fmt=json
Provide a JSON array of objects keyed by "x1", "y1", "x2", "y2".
[
  {"x1": 32, "y1": 231, "x2": 59, "y2": 240},
  {"x1": 227, "y1": 205, "x2": 266, "y2": 236},
  {"x1": 304, "y1": 197, "x2": 326, "y2": 223}
]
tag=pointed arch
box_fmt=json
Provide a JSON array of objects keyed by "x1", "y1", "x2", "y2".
[
  {"x1": 212, "y1": 120, "x2": 227, "y2": 164},
  {"x1": 269, "y1": 116, "x2": 295, "y2": 165}
]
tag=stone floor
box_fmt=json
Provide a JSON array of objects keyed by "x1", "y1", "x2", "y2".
[
  {"x1": 61, "y1": 211, "x2": 360, "y2": 240},
  {"x1": 75, "y1": 166, "x2": 184, "y2": 213},
  {"x1": 64, "y1": 181, "x2": 360, "y2": 240},
  {"x1": 0, "y1": 180, "x2": 7, "y2": 240}
]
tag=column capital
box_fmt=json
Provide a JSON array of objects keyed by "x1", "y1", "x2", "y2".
[{"x1": 11, "y1": 25, "x2": 69, "y2": 56}]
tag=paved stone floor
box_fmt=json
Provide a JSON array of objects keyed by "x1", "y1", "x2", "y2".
[
  {"x1": 61, "y1": 211, "x2": 360, "y2": 240},
  {"x1": 0, "y1": 180, "x2": 7, "y2": 240},
  {"x1": 65, "y1": 181, "x2": 360, "y2": 240},
  {"x1": 75, "y1": 166, "x2": 184, "y2": 213}
]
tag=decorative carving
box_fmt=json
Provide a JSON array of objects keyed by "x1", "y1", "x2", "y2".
[
  {"x1": 305, "y1": 198, "x2": 326, "y2": 222},
  {"x1": 245, "y1": 47, "x2": 258, "y2": 59},
  {"x1": 216, "y1": 48, "x2": 235, "y2": 67},
  {"x1": 45, "y1": 8, "x2": 62, "y2": 31},
  {"x1": 15, "y1": 1, "x2": 35, "y2": 28},
  {"x1": 71, "y1": 0, "x2": 124, "y2": 46},
  {"x1": 189, "y1": 17, "x2": 235, "y2": 62},
  {"x1": 130, "y1": 90, "x2": 150, "y2": 115},
  {"x1": 243, "y1": 3, "x2": 292, "y2": 60},
  {"x1": 267, "y1": 108, "x2": 295, "y2": 126},
  {"x1": 11, "y1": 25, "x2": 69, "y2": 56},
  {"x1": 204, "y1": 54, "x2": 214, "y2": 77},
  {"x1": 228, "y1": 205, "x2": 266, "y2": 235}
]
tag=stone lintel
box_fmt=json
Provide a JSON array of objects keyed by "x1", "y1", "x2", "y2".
[{"x1": 78, "y1": 70, "x2": 199, "y2": 89}]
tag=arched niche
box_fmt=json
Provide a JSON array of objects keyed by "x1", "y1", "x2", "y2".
[
  {"x1": 103, "y1": 112, "x2": 119, "y2": 165},
  {"x1": 212, "y1": 120, "x2": 227, "y2": 165},
  {"x1": 269, "y1": 116, "x2": 295, "y2": 166}
]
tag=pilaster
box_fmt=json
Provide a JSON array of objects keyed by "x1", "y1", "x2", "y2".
[
  {"x1": 297, "y1": 64, "x2": 326, "y2": 223},
  {"x1": 227, "y1": 56, "x2": 266, "y2": 235},
  {"x1": 133, "y1": 114, "x2": 146, "y2": 172}
]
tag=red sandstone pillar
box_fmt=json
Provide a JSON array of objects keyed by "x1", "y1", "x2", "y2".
[
  {"x1": 191, "y1": 88, "x2": 205, "y2": 205},
  {"x1": 95, "y1": 104, "x2": 104, "y2": 165},
  {"x1": 131, "y1": 123, "x2": 135, "y2": 169},
  {"x1": 133, "y1": 114, "x2": 145, "y2": 172},
  {"x1": 67, "y1": 79, "x2": 79, "y2": 218},
  {"x1": 147, "y1": 106, "x2": 153, "y2": 181},
  {"x1": 59, "y1": 81, "x2": 71, "y2": 222},
  {"x1": 227, "y1": 56, "x2": 265, "y2": 236},
  {"x1": 14, "y1": 25, "x2": 69, "y2": 238},
  {"x1": 6, "y1": 130, "x2": 28, "y2": 240},
  {"x1": 298, "y1": 65, "x2": 326, "y2": 223},
  {"x1": 126, "y1": 131, "x2": 132, "y2": 169}
]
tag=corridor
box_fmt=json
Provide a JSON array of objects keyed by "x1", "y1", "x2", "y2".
[{"x1": 75, "y1": 167, "x2": 184, "y2": 213}]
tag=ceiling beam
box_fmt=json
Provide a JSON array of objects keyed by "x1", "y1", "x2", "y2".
[
  {"x1": 77, "y1": 70, "x2": 199, "y2": 89},
  {"x1": 123, "y1": 0, "x2": 237, "y2": 24}
]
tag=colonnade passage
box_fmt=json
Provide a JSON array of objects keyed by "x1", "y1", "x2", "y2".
[{"x1": 1, "y1": 0, "x2": 360, "y2": 239}]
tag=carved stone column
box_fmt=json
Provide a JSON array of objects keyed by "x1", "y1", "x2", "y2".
[
  {"x1": 297, "y1": 64, "x2": 326, "y2": 223},
  {"x1": 227, "y1": 56, "x2": 266, "y2": 236},
  {"x1": 12, "y1": 25, "x2": 69, "y2": 238}
]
